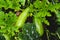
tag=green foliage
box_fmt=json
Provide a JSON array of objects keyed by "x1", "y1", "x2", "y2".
[
  {"x1": 0, "y1": 11, "x2": 18, "y2": 38},
  {"x1": 0, "y1": 0, "x2": 60, "y2": 40},
  {"x1": 56, "y1": 10, "x2": 60, "y2": 39},
  {"x1": 0, "y1": 0, "x2": 21, "y2": 11},
  {"x1": 0, "y1": 34, "x2": 5, "y2": 40},
  {"x1": 56, "y1": 11, "x2": 60, "y2": 23},
  {"x1": 20, "y1": 0, "x2": 25, "y2": 6},
  {"x1": 0, "y1": 11, "x2": 5, "y2": 26}
]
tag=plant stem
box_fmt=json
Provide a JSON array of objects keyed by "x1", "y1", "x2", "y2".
[
  {"x1": 46, "y1": 30, "x2": 50, "y2": 40},
  {"x1": 3, "y1": 34, "x2": 10, "y2": 40},
  {"x1": 56, "y1": 32, "x2": 60, "y2": 39}
]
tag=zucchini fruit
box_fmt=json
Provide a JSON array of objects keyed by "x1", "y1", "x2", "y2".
[
  {"x1": 34, "y1": 18, "x2": 44, "y2": 36},
  {"x1": 16, "y1": 7, "x2": 30, "y2": 28}
]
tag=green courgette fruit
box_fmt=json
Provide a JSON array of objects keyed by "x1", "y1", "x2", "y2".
[
  {"x1": 16, "y1": 7, "x2": 30, "y2": 28},
  {"x1": 34, "y1": 18, "x2": 44, "y2": 36}
]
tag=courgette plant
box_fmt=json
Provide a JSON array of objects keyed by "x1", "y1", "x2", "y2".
[{"x1": 0, "y1": 0, "x2": 60, "y2": 40}]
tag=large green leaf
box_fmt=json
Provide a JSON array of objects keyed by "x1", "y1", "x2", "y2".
[{"x1": 18, "y1": 23, "x2": 40, "y2": 40}]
